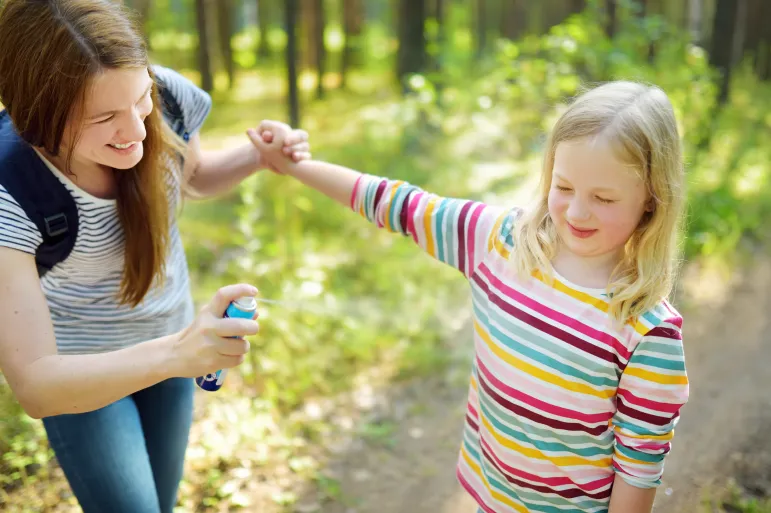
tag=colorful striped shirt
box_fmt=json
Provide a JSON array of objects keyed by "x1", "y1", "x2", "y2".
[{"x1": 351, "y1": 175, "x2": 689, "y2": 513}]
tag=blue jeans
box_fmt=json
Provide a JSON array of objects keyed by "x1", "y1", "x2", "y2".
[{"x1": 42, "y1": 378, "x2": 194, "y2": 513}]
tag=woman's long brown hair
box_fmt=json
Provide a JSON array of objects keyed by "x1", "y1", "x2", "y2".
[{"x1": 0, "y1": 0, "x2": 183, "y2": 306}]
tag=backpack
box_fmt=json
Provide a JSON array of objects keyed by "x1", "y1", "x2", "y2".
[{"x1": 0, "y1": 78, "x2": 189, "y2": 278}]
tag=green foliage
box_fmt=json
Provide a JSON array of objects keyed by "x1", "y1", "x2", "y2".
[{"x1": 2, "y1": 3, "x2": 771, "y2": 510}]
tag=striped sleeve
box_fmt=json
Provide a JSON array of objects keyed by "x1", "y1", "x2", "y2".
[
  {"x1": 152, "y1": 64, "x2": 212, "y2": 136},
  {"x1": 350, "y1": 174, "x2": 509, "y2": 278},
  {"x1": 611, "y1": 315, "x2": 688, "y2": 489},
  {"x1": 0, "y1": 184, "x2": 43, "y2": 254}
]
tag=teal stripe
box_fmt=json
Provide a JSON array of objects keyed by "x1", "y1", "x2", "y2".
[
  {"x1": 641, "y1": 341, "x2": 683, "y2": 356},
  {"x1": 388, "y1": 185, "x2": 411, "y2": 233},
  {"x1": 478, "y1": 389, "x2": 614, "y2": 448},
  {"x1": 479, "y1": 399, "x2": 612, "y2": 458},
  {"x1": 483, "y1": 319, "x2": 618, "y2": 389},
  {"x1": 613, "y1": 417, "x2": 674, "y2": 436},
  {"x1": 614, "y1": 441, "x2": 664, "y2": 464},
  {"x1": 628, "y1": 353, "x2": 686, "y2": 371},
  {"x1": 434, "y1": 197, "x2": 449, "y2": 264},
  {"x1": 640, "y1": 310, "x2": 660, "y2": 326},
  {"x1": 364, "y1": 178, "x2": 377, "y2": 221},
  {"x1": 486, "y1": 305, "x2": 618, "y2": 381},
  {"x1": 480, "y1": 461, "x2": 601, "y2": 513}
]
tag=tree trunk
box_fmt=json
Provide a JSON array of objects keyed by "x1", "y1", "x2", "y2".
[
  {"x1": 688, "y1": 0, "x2": 703, "y2": 45},
  {"x1": 217, "y1": 0, "x2": 235, "y2": 89},
  {"x1": 475, "y1": 0, "x2": 487, "y2": 57},
  {"x1": 396, "y1": 0, "x2": 427, "y2": 91},
  {"x1": 500, "y1": 0, "x2": 526, "y2": 40},
  {"x1": 340, "y1": 0, "x2": 364, "y2": 89},
  {"x1": 257, "y1": 0, "x2": 272, "y2": 59},
  {"x1": 709, "y1": 0, "x2": 746, "y2": 104},
  {"x1": 757, "y1": 0, "x2": 771, "y2": 79},
  {"x1": 605, "y1": 0, "x2": 617, "y2": 39},
  {"x1": 313, "y1": 0, "x2": 326, "y2": 99},
  {"x1": 285, "y1": 0, "x2": 300, "y2": 126},
  {"x1": 195, "y1": 0, "x2": 214, "y2": 92}
]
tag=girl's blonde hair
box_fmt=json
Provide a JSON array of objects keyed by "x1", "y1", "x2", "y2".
[{"x1": 511, "y1": 81, "x2": 685, "y2": 323}]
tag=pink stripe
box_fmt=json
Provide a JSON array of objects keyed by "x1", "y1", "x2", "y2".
[
  {"x1": 477, "y1": 358, "x2": 613, "y2": 424},
  {"x1": 478, "y1": 437, "x2": 615, "y2": 492},
  {"x1": 406, "y1": 191, "x2": 424, "y2": 244},
  {"x1": 478, "y1": 264, "x2": 633, "y2": 363},
  {"x1": 475, "y1": 334, "x2": 614, "y2": 413},
  {"x1": 617, "y1": 388, "x2": 683, "y2": 414},
  {"x1": 465, "y1": 202, "x2": 485, "y2": 276},
  {"x1": 350, "y1": 175, "x2": 363, "y2": 210},
  {"x1": 457, "y1": 465, "x2": 499, "y2": 513}
]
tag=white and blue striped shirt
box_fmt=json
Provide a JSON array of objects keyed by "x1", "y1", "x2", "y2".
[{"x1": 0, "y1": 66, "x2": 212, "y2": 354}]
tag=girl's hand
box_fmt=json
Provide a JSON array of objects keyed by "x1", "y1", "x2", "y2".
[
  {"x1": 247, "y1": 120, "x2": 305, "y2": 175},
  {"x1": 247, "y1": 122, "x2": 310, "y2": 173}
]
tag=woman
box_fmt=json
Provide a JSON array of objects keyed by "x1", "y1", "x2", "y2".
[{"x1": 0, "y1": 0, "x2": 310, "y2": 511}]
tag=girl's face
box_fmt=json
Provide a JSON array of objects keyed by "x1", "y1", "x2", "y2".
[
  {"x1": 65, "y1": 67, "x2": 154, "y2": 171},
  {"x1": 547, "y1": 138, "x2": 651, "y2": 263}
]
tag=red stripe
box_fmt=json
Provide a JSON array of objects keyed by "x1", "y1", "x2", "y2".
[
  {"x1": 456, "y1": 469, "x2": 498, "y2": 513},
  {"x1": 456, "y1": 201, "x2": 473, "y2": 276},
  {"x1": 476, "y1": 364, "x2": 610, "y2": 436},
  {"x1": 617, "y1": 387, "x2": 683, "y2": 414},
  {"x1": 478, "y1": 358, "x2": 613, "y2": 425},
  {"x1": 474, "y1": 265, "x2": 629, "y2": 368},
  {"x1": 479, "y1": 439, "x2": 613, "y2": 500},
  {"x1": 616, "y1": 395, "x2": 676, "y2": 427}
]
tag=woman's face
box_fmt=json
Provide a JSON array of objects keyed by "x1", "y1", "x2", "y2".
[{"x1": 66, "y1": 67, "x2": 154, "y2": 170}]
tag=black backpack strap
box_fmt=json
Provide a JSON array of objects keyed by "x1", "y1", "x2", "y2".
[
  {"x1": 0, "y1": 110, "x2": 78, "y2": 277},
  {"x1": 156, "y1": 76, "x2": 189, "y2": 142}
]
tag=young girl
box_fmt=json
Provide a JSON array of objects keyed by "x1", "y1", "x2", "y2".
[
  {"x1": 250, "y1": 81, "x2": 689, "y2": 513},
  {"x1": 0, "y1": 0, "x2": 309, "y2": 511}
]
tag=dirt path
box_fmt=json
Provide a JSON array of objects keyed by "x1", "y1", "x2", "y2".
[{"x1": 295, "y1": 255, "x2": 771, "y2": 513}]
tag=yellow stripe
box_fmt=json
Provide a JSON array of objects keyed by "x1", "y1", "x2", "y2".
[
  {"x1": 623, "y1": 367, "x2": 689, "y2": 386},
  {"x1": 612, "y1": 450, "x2": 653, "y2": 466},
  {"x1": 531, "y1": 271, "x2": 656, "y2": 335},
  {"x1": 423, "y1": 196, "x2": 438, "y2": 258},
  {"x1": 475, "y1": 321, "x2": 614, "y2": 399},
  {"x1": 487, "y1": 212, "x2": 508, "y2": 251},
  {"x1": 616, "y1": 429, "x2": 674, "y2": 442},
  {"x1": 460, "y1": 446, "x2": 530, "y2": 513},
  {"x1": 478, "y1": 413, "x2": 612, "y2": 468}
]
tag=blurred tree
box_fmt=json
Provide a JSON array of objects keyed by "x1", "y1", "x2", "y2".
[
  {"x1": 257, "y1": 0, "x2": 273, "y2": 59},
  {"x1": 195, "y1": 0, "x2": 214, "y2": 91},
  {"x1": 605, "y1": 0, "x2": 617, "y2": 39},
  {"x1": 340, "y1": 0, "x2": 364, "y2": 89},
  {"x1": 475, "y1": 0, "x2": 487, "y2": 57},
  {"x1": 500, "y1": 0, "x2": 527, "y2": 40},
  {"x1": 396, "y1": 0, "x2": 427, "y2": 91},
  {"x1": 687, "y1": 0, "x2": 703, "y2": 44},
  {"x1": 311, "y1": 0, "x2": 326, "y2": 99},
  {"x1": 709, "y1": 0, "x2": 747, "y2": 104},
  {"x1": 217, "y1": 0, "x2": 236, "y2": 89},
  {"x1": 285, "y1": 0, "x2": 300, "y2": 125}
]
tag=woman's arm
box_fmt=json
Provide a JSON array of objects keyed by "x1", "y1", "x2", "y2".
[
  {"x1": 183, "y1": 130, "x2": 310, "y2": 199},
  {"x1": 0, "y1": 247, "x2": 259, "y2": 419}
]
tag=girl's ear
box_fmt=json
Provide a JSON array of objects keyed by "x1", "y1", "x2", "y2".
[{"x1": 645, "y1": 197, "x2": 656, "y2": 213}]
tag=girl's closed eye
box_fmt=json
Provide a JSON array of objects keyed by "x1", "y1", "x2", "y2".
[
  {"x1": 596, "y1": 196, "x2": 616, "y2": 204},
  {"x1": 555, "y1": 185, "x2": 572, "y2": 192}
]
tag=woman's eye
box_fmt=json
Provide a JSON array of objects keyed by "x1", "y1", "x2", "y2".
[{"x1": 596, "y1": 196, "x2": 616, "y2": 204}]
